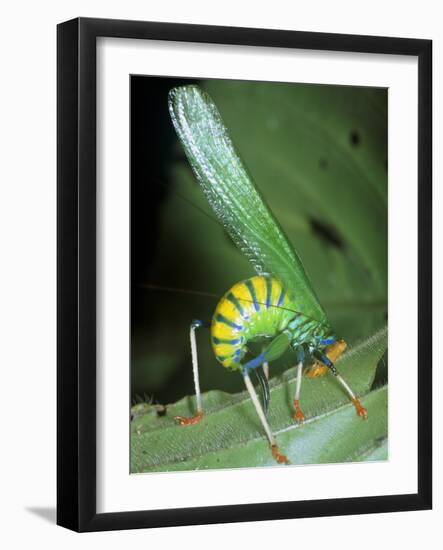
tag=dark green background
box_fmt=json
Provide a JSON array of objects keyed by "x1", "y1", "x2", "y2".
[{"x1": 130, "y1": 77, "x2": 387, "y2": 405}]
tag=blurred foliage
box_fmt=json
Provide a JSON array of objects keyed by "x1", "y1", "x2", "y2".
[
  {"x1": 131, "y1": 327, "x2": 387, "y2": 472},
  {"x1": 131, "y1": 79, "x2": 387, "y2": 403}
]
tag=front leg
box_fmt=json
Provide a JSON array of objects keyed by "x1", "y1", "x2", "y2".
[
  {"x1": 292, "y1": 346, "x2": 305, "y2": 422},
  {"x1": 175, "y1": 320, "x2": 208, "y2": 426},
  {"x1": 313, "y1": 350, "x2": 368, "y2": 419}
]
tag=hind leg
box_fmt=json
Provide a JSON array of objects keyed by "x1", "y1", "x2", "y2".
[{"x1": 175, "y1": 320, "x2": 209, "y2": 426}]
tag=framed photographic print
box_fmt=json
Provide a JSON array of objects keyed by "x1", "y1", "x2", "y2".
[{"x1": 57, "y1": 17, "x2": 432, "y2": 531}]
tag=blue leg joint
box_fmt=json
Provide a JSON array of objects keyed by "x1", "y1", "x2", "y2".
[
  {"x1": 191, "y1": 319, "x2": 210, "y2": 330},
  {"x1": 242, "y1": 352, "x2": 266, "y2": 373}
]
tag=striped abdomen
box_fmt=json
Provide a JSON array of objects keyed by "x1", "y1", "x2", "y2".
[{"x1": 211, "y1": 275, "x2": 296, "y2": 369}]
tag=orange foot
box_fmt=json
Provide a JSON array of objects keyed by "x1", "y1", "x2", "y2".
[
  {"x1": 293, "y1": 399, "x2": 305, "y2": 422},
  {"x1": 352, "y1": 398, "x2": 368, "y2": 419},
  {"x1": 271, "y1": 445, "x2": 290, "y2": 465},
  {"x1": 175, "y1": 410, "x2": 203, "y2": 426}
]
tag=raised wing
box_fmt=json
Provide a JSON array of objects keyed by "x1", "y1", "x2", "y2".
[{"x1": 168, "y1": 85, "x2": 326, "y2": 323}]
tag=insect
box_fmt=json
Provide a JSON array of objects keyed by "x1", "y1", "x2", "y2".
[{"x1": 168, "y1": 85, "x2": 367, "y2": 464}]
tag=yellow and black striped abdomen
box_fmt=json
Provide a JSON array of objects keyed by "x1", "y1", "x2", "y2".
[{"x1": 211, "y1": 275, "x2": 295, "y2": 369}]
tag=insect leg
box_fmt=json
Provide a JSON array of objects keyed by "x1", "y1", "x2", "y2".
[
  {"x1": 293, "y1": 347, "x2": 305, "y2": 422},
  {"x1": 243, "y1": 370, "x2": 289, "y2": 465},
  {"x1": 254, "y1": 366, "x2": 270, "y2": 414},
  {"x1": 261, "y1": 347, "x2": 270, "y2": 406},
  {"x1": 175, "y1": 320, "x2": 209, "y2": 426},
  {"x1": 241, "y1": 331, "x2": 291, "y2": 417},
  {"x1": 313, "y1": 351, "x2": 368, "y2": 419},
  {"x1": 262, "y1": 343, "x2": 269, "y2": 380},
  {"x1": 255, "y1": 345, "x2": 271, "y2": 413}
]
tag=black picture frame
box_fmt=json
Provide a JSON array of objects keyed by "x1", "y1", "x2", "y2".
[{"x1": 57, "y1": 17, "x2": 432, "y2": 532}]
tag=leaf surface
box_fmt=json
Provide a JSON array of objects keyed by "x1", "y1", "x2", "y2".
[{"x1": 131, "y1": 327, "x2": 387, "y2": 472}]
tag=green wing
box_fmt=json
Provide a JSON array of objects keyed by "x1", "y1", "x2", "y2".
[{"x1": 168, "y1": 85, "x2": 326, "y2": 323}]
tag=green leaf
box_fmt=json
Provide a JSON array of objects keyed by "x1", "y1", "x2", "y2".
[
  {"x1": 354, "y1": 437, "x2": 388, "y2": 462},
  {"x1": 131, "y1": 326, "x2": 387, "y2": 472}
]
